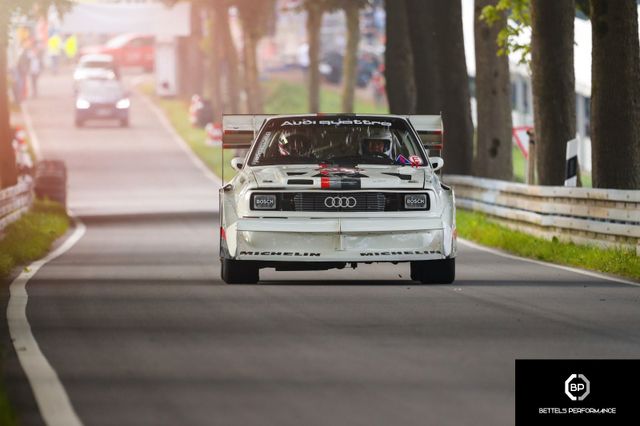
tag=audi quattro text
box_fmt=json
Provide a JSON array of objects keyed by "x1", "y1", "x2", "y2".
[{"x1": 219, "y1": 114, "x2": 456, "y2": 284}]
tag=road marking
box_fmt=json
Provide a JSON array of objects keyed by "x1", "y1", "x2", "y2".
[
  {"x1": 137, "y1": 91, "x2": 222, "y2": 186},
  {"x1": 459, "y1": 238, "x2": 640, "y2": 287},
  {"x1": 7, "y1": 217, "x2": 87, "y2": 426},
  {"x1": 20, "y1": 103, "x2": 42, "y2": 160}
]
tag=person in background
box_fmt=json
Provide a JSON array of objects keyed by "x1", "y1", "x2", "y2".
[
  {"x1": 47, "y1": 32, "x2": 62, "y2": 73},
  {"x1": 371, "y1": 64, "x2": 386, "y2": 106},
  {"x1": 16, "y1": 47, "x2": 30, "y2": 102},
  {"x1": 28, "y1": 43, "x2": 41, "y2": 98},
  {"x1": 10, "y1": 67, "x2": 22, "y2": 105},
  {"x1": 64, "y1": 34, "x2": 78, "y2": 63}
]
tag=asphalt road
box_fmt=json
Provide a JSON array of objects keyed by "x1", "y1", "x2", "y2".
[{"x1": 5, "y1": 71, "x2": 640, "y2": 426}]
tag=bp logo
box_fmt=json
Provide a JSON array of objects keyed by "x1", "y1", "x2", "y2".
[{"x1": 565, "y1": 374, "x2": 590, "y2": 401}]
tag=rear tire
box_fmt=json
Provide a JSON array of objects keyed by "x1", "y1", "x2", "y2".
[
  {"x1": 75, "y1": 118, "x2": 84, "y2": 128},
  {"x1": 221, "y1": 258, "x2": 259, "y2": 284},
  {"x1": 120, "y1": 118, "x2": 129, "y2": 127},
  {"x1": 410, "y1": 258, "x2": 455, "y2": 284}
]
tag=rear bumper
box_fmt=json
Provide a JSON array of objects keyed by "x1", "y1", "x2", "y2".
[
  {"x1": 224, "y1": 217, "x2": 454, "y2": 262},
  {"x1": 76, "y1": 107, "x2": 128, "y2": 121}
]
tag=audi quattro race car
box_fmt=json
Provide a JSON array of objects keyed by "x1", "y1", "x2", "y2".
[{"x1": 219, "y1": 114, "x2": 456, "y2": 284}]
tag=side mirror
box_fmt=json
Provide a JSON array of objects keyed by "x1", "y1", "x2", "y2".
[
  {"x1": 230, "y1": 157, "x2": 244, "y2": 171},
  {"x1": 430, "y1": 156, "x2": 444, "y2": 172}
]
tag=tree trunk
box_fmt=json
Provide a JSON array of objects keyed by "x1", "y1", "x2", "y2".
[
  {"x1": 384, "y1": 0, "x2": 415, "y2": 114},
  {"x1": 530, "y1": 0, "x2": 576, "y2": 186},
  {"x1": 208, "y1": 4, "x2": 223, "y2": 123},
  {"x1": 218, "y1": 5, "x2": 241, "y2": 113},
  {"x1": 473, "y1": 0, "x2": 513, "y2": 180},
  {"x1": 405, "y1": 0, "x2": 441, "y2": 114},
  {"x1": 405, "y1": 0, "x2": 473, "y2": 173},
  {"x1": 187, "y1": 2, "x2": 203, "y2": 97},
  {"x1": 590, "y1": 0, "x2": 640, "y2": 189},
  {"x1": 0, "y1": 26, "x2": 17, "y2": 189},
  {"x1": 306, "y1": 5, "x2": 323, "y2": 113},
  {"x1": 341, "y1": 3, "x2": 360, "y2": 113},
  {"x1": 242, "y1": 31, "x2": 263, "y2": 113}
]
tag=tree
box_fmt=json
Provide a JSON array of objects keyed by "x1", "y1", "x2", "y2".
[
  {"x1": 0, "y1": 10, "x2": 16, "y2": 188},
  {"x1": 384, "y1": 0, "x2": 415, "y2": 114},
  {"x1": 530, "y1": 0, "x2": 575, "y2": 185},
  {"x1": 405, "y1": 0, "x2": 474, "y2": 175},
  {"x1": 590, "y1": 0, "x2": 640, "y2": 189},
  {"x1": 304, "y1": 1, "x2": 323, "y2": 113},
  {"x1": 236, "y1": 0, "x2": 276, "y2": 114},
  {"x1": 217, "y1": 1, "x2": 241, "y2": 113},
  {"x1": 0, "y1": 0, "x2": 69, "y2": 188},
  {"x1": 340, "y1": 1, "x2": 368, "y2": 113},
  {"x1": 474, "y1": 0, "x2": 512, "y2": 180},
  {"x1": 405, "y1": 0, "x2": 440, "y2": 114},
  {"x1": 206, "y1": 2, "x2": 224, "y2": 122}
]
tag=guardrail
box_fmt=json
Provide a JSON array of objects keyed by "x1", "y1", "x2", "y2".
[
  {"x1": 0, "y1": 181, "x2": 33, "y2": 232},
  {"x1": 445, "y1": 175, "x2": 640, "y2": 255}
]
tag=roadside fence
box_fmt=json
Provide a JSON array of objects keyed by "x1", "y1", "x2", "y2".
[
  {"x1": 446, "y1": 175, "x2": 640, "y2": 255},
  {"x1": 0, "y1": 180, "x2": 33, "y2": 232}
]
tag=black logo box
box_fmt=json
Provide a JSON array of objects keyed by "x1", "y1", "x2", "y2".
[{"x1": 516, "y1": 360, "x2": 639, "y2": 426}]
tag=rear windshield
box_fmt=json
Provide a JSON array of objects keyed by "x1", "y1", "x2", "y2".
[
  {"x1": 249, "y1": 117, "x2": 426, "y2": 167},
  {"x1": 80, "y1": 61, "x2": 115, "y2": 69},
  {"x1": 78, "y1": 80, "x2": 124, "y2": 97}
]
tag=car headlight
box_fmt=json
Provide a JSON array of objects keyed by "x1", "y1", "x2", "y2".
[
  {"x1": 116, "y1": 98, "x2": 130, "y2": 109},
  {"x1": 76, "y1": 98, "x2": 91, "y2": 109},
  {"x1": 251, "y1": 194, "x2": 277, "y2": 210},
  {"x1": 404, "y1": 193, "x2": 428, "y2": 210}
]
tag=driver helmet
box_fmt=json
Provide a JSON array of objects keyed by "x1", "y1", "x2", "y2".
[
  {"x1": 360, "y1": 129, "x2": 393, "y2": 158},
  {"x1": 278, "y1": 132, "x2": 305, "y2": 156}
]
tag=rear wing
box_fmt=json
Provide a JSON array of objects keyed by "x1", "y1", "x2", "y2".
[
  {"x1": 222, "y1": 115, "x2": 274, "y2": 150},
  {"x1": 407, "y1": 115, "x2": 443, "y2": 157}
]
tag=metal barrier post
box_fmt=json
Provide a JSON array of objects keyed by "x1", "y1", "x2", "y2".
[{"x1": 526, "y1": 129, "x2": 535, "y2": 185}]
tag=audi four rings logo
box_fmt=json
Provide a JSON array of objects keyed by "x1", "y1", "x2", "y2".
[{"x1": 324, "y1": 196, "x2": 357, "y2": 208}]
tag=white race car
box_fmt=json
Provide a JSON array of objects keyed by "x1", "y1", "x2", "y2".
[{"x1": 219, "y1": 114, "x2": 456, "y2": 284}]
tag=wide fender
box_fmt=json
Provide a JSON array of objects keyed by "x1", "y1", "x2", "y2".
[{"x1": 439, "y1": 184, "x2": 457, "y2": 258}]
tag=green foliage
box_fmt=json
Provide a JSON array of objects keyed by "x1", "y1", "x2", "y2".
[
  {"x1": 480, "y1": 0, "x2": 531, "y2": 64},
  {"x1": 0, "y1": 199, "x2": 69, "y2": 280},
  {"x1": 456, "y1": 209, "x2": 640, "y2": 281}
]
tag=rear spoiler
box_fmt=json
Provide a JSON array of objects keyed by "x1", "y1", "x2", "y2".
[
  {"x1": 222, "y1": 115, "x2": 275, "y2": 149},
  {"x1": 407, "y1": 115, "x2": 443, "y2": 157}
]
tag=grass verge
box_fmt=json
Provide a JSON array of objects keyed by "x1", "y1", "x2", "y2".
[
  {"x1": 0, "y1": 200, "x2": 70, "y2": 281},
  {"x1": 263, "y1": 79, "x2": 388, "y2": 115},
  {"x1": 456, "y1": 209, "x2": 640, "y2": 281},
  {"x1": 0, "y1": 199, "x2": 70, "y2": 425}
]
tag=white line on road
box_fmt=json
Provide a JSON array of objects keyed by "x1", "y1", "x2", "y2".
[
  {"x1": 459, "y1": 238, "x2": 640, "y2": 287},
  {"x1": 7, "y1": 217, "x2": 87, "y2": 426}
]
